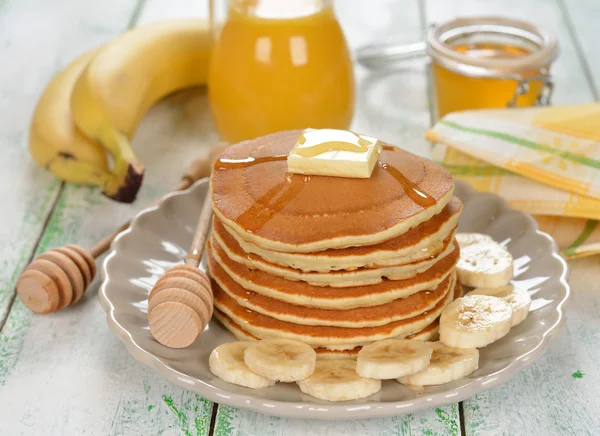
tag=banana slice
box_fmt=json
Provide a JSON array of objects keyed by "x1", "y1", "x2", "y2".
[
  {"x1": 468, "y1": 285, "x2": 531, "y2": 327},
  {"x1": 297, "y1": 360, "x2": 381, "y2": 402},
  {"x1": 244, "y1": 338, "x2": 316, "y2": 382},
  {"x1": 439, "y1": 294, "x2": 513, "y2": 348},
  {"x1": 356, "y1": 339, "x2": 433, "y2": 379},
  {"x1": 456, "y1": 236, "x2": 513, "y2": 288},
  {"x1": 209, "y1": 341, "x2": 276, "y2": 389},
  {"x1": 456, "y1": 232, "x2": 494, "y2": 248},
  {"x1": 399, "y1": 342, "x2": 478, "y2": 386}
]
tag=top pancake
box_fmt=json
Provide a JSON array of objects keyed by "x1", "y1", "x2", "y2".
[{"x1": 211, "y1": 130, "x2": 454, "y2": 253}]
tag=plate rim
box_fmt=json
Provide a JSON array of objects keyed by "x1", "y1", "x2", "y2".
[{"x1": 99, "y1": 178, "x2": 571, "y2": 421}]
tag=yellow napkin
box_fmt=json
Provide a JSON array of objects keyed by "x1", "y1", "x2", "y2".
[{"x1": 426, "y1": 103, "x2": 600, "y2": 259}]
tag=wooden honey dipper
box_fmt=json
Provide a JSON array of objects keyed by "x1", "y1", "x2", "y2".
[
  {"x1": 147, "y1": 192, "x2": 213, "y2": 348},
  {"x1": 16, "y1": 142, "x2": 229, "y2": 315}
]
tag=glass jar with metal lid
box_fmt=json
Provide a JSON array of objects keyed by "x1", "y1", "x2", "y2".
[
  {"x1": 356, "y1": 16, "x2": 559, "y2": 118},
  {"x1": 428, "y1": 16, "x2": 559, "y2": 117}
]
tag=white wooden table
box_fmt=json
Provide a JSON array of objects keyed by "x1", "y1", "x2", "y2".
[{"x1": 1, "y1": 0, "x2": 598, "y2": 434}]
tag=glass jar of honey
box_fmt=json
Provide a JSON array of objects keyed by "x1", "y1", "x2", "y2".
[{"x1": 426, "y1": 16, "x2": 559, "y2": 118}]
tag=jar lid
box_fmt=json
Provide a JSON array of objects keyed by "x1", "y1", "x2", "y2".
[{"x1": 426, "y1": 16, "x2": 559, "y2": 78}]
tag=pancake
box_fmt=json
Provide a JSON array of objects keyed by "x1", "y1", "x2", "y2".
[
  {"x1": 211, "y1": 130, "x2": 454, "y2": 253},
  {"x1": 214, "y1": 308, "x2": 261, "y2": 342},
  {"x1": 208, "y1": 239, "x2": 459, "y2": 309},
  {"x1": 213, "y1": 279, "x2": 463, "y2": 359},
  {"x1": 225, "y1": 197, "x2": 462, "y2": 272},
  {"x1": 214, "y1": 309, "x2": 360, "y2": 358},
  {"x1": 212, "y1": 224, "x2": 457, "y2": 287},
  {"x1": 312, "y1": 280, "x2": 462, "y2": 359},
  {"x1": 405, "y1": 320, "x2": 439, "y2": 341},
  {"x1": 214, "y1": 309, "x2": 434, "y2": 360},
  {"x1": 209, "y1": 249, "x2": 454, "y2": 328},
  {"x1": 212, "y1": 274, "x2": 456, "y2": 347}
]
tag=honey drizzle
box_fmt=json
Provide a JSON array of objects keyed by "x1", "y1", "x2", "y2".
[
  {"x1": 380, "y1": 145, "x2": 435, "y2": 207},
  {"x1": 293, "y1": 131, "x2": 374, "y2": 158},
  {"x1": 380, "y1": 161, "x2": 436, "y2": 208},
  {"x1": 235, "y1": 176, "x2": 305, "y2": 232},
  {"x1": 215, "y1": 154, "x2": 305, "y2": 232},
  {"x1": 215, "y1": 155, "x2": 288, "y2": 170}
]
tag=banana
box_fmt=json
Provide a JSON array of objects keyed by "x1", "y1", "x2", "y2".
[
  {"x1": 356, "y1": 339, "x2": 432, "y2": 380},
  {"x1": 29, "y1": 49, "x2": 116, "y2": 187},
  {"x1": 455, "y1": 233, "x2": 513, "y2": 288},
  {"x1": 297, "y1": 359, "x2": 381, "y2": 402},
  {"x1": 468, "y1": 285, "x2": 531, "y2": 327},
  {"x1": 244, "y1": 339, "x2": 317, "y2": 382},
  {"x1": 439, "y1": 294, "x2": 513, "y2": 348},
  {"x1": 398, "y1": 342, "x2": 479, "y2": 386},
  {"x1": 209, "y1": 341, "x2": 275, "y2": 389},
  {"x1": 71, "y1": 19, "x2": 212, "y2": 202}
]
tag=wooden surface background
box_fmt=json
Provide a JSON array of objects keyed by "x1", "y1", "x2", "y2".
[{"x1": 0, "y1": 0, "x2": 598, "y2": 434}]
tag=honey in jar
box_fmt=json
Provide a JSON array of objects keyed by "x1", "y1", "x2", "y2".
[{"x1": 426, "y1": 17, "x2": 559, "y2": 118}]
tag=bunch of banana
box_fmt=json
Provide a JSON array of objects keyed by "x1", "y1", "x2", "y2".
[{"x1": 29, "y1": 19, "x2": 211, "y2": 203}]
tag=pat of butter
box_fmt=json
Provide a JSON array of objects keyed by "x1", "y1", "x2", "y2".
[{"x1": 287, "y1": 129, "x2": 381, "y2": 178}]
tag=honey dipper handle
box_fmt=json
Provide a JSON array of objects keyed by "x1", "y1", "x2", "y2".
[
  {"x1": 185, "y1": 192, "x2": 213, "y2": 267},
  {"x1": 89, "y1": 222, "x2": 132, "y2": 259},
  {"x1": 88, "y1": 156, "x2": 213, "y2": 259}
]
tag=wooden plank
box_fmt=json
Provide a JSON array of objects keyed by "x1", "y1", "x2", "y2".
[
  {"x1": 556, "y1": 0, "x2": 600, "y2": 98},
  {"x1": 424, "y1": 0, "x2": 600, "y2": 434},
  {"x1": 0, "y1": 0, "x2": 217, "y2": 434},
  {"x1": 210, "y1": 0, "x2": 461, "y2": 432},
  {"x1": 213, "y1": 405, "x2": 461, "y2": 436}
]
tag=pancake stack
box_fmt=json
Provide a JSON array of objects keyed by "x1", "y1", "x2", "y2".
[{"x1": 208, "y1": 130, "x2": 462, "y2": 358}]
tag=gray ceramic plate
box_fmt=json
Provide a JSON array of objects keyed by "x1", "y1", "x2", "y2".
[{"x1": 99, "y1": 179, "x2": 570, "y2": 420}]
